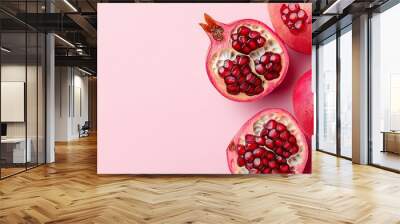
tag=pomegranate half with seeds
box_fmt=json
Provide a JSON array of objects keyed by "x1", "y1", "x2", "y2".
[
  {"x1": 200, "y1": 14, "x2": 289, "y2": 102},
  {"x1": 227, "y1": 108, "x2": 309, "y2": 174},
  {"x1": 268, "y1": 3, "x2": 312, "y2": 54}
]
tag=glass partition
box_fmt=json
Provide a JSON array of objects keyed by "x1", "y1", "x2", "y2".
[
  {"x1": 317, "y1": 36, "x2": 337, "y2": 154},
  {"x1": 339, "y1": 28, "x2": 352, "y2": 158},
  {"x1": 0, "y1": 2, "x2": 46, "y2": 179},
  {"x1": 0, "y1": 31, "x2": 28, "y2": 177},
  {"x1": 371, "y1": 4, "x2": 400, "y2": 171}
]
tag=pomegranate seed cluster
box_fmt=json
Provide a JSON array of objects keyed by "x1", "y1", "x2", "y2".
[
  {"x1": 218, "y1": 55, "x2": 264, "y2": 96},
  {"x1": 236, "y1": 119, "x2": 299, "y2": 174},
  {"x1": 255, "y1": 52, "x2": 282, "y2": 80},
  {"x1": 231, "y1": 26, "x2": 266, "y2": 55},
  {"x1": 280, "y1": 3, "x2": 308, "y2": 33}
]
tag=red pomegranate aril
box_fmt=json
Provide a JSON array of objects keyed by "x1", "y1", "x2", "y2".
[
  {"x1": 237, "y1": 145, "x2": 246, "y2": 155},
  {"x1": 276, "y1": 156, "x2": 286, "y2": 164},
  {"x1": 224, "y1": 76, "x2": 237, "y2": 84},
  {"x1": 279, "y1": 164, "x2": 290, "y2": 173},
  {"x1": 257, "y1": 37, "x2": 266, "y2": 46},
  {"x1": 265, "y1": 139, "x2": 274, "y2": 149},
  {"x1": 237, "y1": 157, "x2": 245, "y2": 167},
  {"x1": 268, "y1": 160, "x2": 278, "y2": 169},
  {"x1": 297, "y1": 9, "x2": 306, "y2": 19},
  {"x1": 249, "y1": 31, "x2": 260, "y2": 39},
  {"x1": 274, "y1": 139, "x2": 283, "y2": 147},
  {"x1": 288, "y1": 3, "x2": 300, "y2": 12},
  {"x1": 289, "y1": 145, "x2": 299, "y2": 154},
  {"x1": 268, "y1": 129, "x2": 279, "y2": 139},
  {"x1": 262, "y1": 168, "x2": 272, "y2": 174},
  {"x1": 294, "y1": 20, "x2": 303, "y2": 30},
  {"x1": 283, "y1": 142, "x2": 291, "y2": 150},
  {"x1": 232, "y1": 41, "x2": 241, "y2": 51},
  {"x1": 238, "y1": 26, "x2": 250, "y2": 35},
  {"x1": 226, "y1": 84, "x2": 240, "y2": 95},
  {"x1": 289, "y1": 13, "x2": 297, "y2": 22},
  {"x1": 254, "y1": 86, "x2": 264, "y2": 95},
  {"x1": 239, "y1": 83, "x2": 249, "y2": 92},
  {"x1": 276, "y1": 123, "x2": 286, "y2": 132},
  {"x1": 241, "y1": 65, "x2": 251, "y2": 75},
  {"x1": 282, "y1": 151, "x2": 291, "y2": 158},
  {"x1": 255, "y1": 64, "x2": 266, "y2": 74},
  {"x1": 276, "y1": 147, "x2": 283, "y2": 155},
  {"x1": 260, "y1": 129, "x2": 269, "y2": 137},
  {"x1": 245, "y1": 134, "x2": 256, "y2": 143},
  {"x1": 288, "y1": 135, "x2": 297, "y2": 144},
  {"x1": 266, "y1": 151, "x2": 275, "y2": 160},
  {"x1": 253, "y1": 158, "x2": 262, "y2": 168},
  {"x1": 244, "y1": 151, "x2": 254, "y2": 162},
  {"x1": 262, "y1": 158, "x2": 269, "y2": 165},
  {"x1": 255, "y1": 136, "x2": 265, "y2": 145},
  {"x1": 280, "y1": 131, "x2": 290, "y2": 140},
  {"x1": 253, "y1": 148, "x2": 265, "y2": 157},
  {"x1": 247, "y1": 40, "x2": 257, "y2": 50},
  {"x1": 265, "y1": 120, "x2": 277, "y2": 130},
  {"x1": 270, "y1": 54, "x2": 281, "y2": 63},
  {"x1": 246, "y1": 142, "x2": 258, "y2": 150}
]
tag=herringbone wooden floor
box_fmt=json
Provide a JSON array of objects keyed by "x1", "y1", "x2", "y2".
[{"x1": 0, "y1": 134, "x2": 400, "y2": 224}]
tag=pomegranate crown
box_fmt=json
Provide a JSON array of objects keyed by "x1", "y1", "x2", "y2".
[{"x1": 199, "y1": 13, "x2": 224, "y2": 41}]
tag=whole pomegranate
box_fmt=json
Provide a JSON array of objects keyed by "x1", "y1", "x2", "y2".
[
  {"x1": 200, "y1": 13, "x2": 289, "y2": 102},
  {"x1": 227, "y1": 108, "x2": 309, "y2": 174},
  {"x1": 293, "y1": 70, "x2": 313, "y2": 136},
  {"x1": 268, "y1": 3, "x2": 312, "y2": 54}
]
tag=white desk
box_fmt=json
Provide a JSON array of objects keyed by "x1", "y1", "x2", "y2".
[{"x1": 1, "y1": 138, "x2": 32, "y2": 163}]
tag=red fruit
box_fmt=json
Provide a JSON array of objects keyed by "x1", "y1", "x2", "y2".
[
  {"x1": 200, "y1": 13, "x2": 289, "y2": 102},
  {"x1": 292, "y1": 70, "x2": 313, "y2": 136},
  {"x1": 226, "y1": 108, "x2": 309, "y2": 174},
  {"x1": 268, "y1": 3, "x2": 312, "y2": 54}
]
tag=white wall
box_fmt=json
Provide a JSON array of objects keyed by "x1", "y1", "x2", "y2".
[{"x1": 55, "y1": 67, "x2": 89, "y2": 141}]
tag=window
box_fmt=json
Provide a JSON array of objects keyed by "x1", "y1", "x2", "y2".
[
  {"x1": 317, "y1": 36, "x2": 337, "y2": 154},
  {"x1": 370, "y1": 3, "x2": 400, "y2": 171},
  {"x1": 339, "y1": 28, "x2": 352, "y2": 158}
]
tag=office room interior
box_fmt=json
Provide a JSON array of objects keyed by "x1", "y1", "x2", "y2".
[{"x1": 0, "y1": 0, "x2": 400, "y2": 223}]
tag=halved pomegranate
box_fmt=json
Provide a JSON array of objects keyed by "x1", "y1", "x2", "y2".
[
  {"x1": 293, "y1": 70, "x2": 313, "y2": 136},
  {"x1": 268, "y1": 3, "x2": 312, "y2": 54},
  {"x1": 200, "y1": 14, "x2": 289, "y2": 102},
  {"x1": 227, "y1": 108, "x2": 308, "y2": 174}
]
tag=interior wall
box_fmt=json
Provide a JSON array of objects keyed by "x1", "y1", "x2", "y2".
[{"x1": 55, "y1": 66, "x2": 89, "y2": 141}]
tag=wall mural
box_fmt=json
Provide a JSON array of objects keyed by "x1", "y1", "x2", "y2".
[{"x1": 98, "y1": 3, "x2": 312, "y2": 174}]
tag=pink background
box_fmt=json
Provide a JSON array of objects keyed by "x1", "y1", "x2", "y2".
[{"x1": 97, "y1": 3, "x2": 311, "y2": 174}]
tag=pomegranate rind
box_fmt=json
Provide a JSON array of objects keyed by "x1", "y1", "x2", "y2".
[
  {"x1": 226, "y1": 108, "x2": 309, "y2": 174},
  {"x1": 267, "y1": 3, "x2": 312, "y2": 55},
  {"x1": 293, "y1": 70, "x2": 313, "y2": 136},
  {"x1": 204, "y1": 18, "x2": 290, "y2": 102}
]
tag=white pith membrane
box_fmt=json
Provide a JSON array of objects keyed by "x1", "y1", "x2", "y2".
[
  {"x1": 235, "y1": 112, "x2": 306, "y2": 174},
  {"x1": 209, "y1": 23, "x2": 285, "y2": 99}
]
